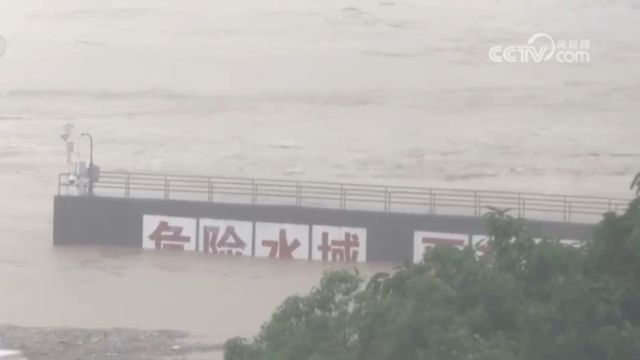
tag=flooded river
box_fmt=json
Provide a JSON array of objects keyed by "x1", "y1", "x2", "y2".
[{"x1": 0, "y1": 0, "x2": 639, "y2": 346}]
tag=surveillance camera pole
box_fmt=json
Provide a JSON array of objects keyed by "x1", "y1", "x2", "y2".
[{"x1": 81, "y1": 133, "x2": 94, "y2": 196}]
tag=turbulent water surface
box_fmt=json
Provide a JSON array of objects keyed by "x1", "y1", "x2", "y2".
[{"x1": 0, "y1": 0, "x2": 639, "y2": 345}]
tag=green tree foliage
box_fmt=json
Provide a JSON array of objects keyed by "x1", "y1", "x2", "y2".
[{"x1": 225, "y1": 196, "x2": 640, "y2": 360}]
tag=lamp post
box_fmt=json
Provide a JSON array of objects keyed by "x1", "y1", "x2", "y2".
[{"x1": 81, "y1": 133, "x2": 94, "y2": 196}]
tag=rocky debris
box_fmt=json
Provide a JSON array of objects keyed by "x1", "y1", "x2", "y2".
[{"x1": 0, "y1": 326, "x2": 222, "y2": 360}]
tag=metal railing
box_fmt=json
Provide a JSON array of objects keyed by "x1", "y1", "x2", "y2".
[{"x1": 57, "y1": 171, "x2": 630, "y2": 224}]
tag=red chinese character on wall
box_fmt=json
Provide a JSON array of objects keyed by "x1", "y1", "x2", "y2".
[
  {"x1": 255, "y1": 222, "x2": 309, "y2": 260},
  {"x1": 202, "y1": 226, "x2": 247, "y2": 255},
  {"x1": 317, "y1": 232, "x2": 360, "y2": 262},
  {"x1": 262, "y1": 229, "x2": 301, "y2": 259},
  {"x1": 413, "y1": 232, "x2": 468, "y2": 263},
  {"x1": 148, "y1": 221, "x2": 192, "y2": 251}
]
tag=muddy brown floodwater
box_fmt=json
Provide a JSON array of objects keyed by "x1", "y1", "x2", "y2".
[
  {"x1": 1, "y1": 0, "x2": 639, "y2": 358},
  {"x1": 0, "y1": 242, "x2": 389, "y2": 342}
]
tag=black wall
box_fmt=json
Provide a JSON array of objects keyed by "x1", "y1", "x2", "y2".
[{"x1": 53, "y1": 195, "x2": 595, "y2": 263}]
